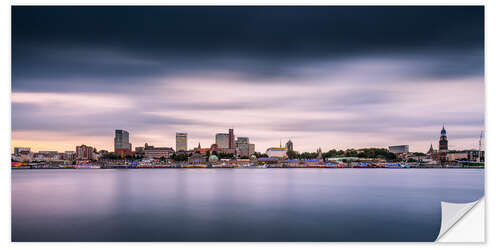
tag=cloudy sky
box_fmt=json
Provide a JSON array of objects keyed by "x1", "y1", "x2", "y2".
[{"x1": 11, "y1": 6, "x2": 484, "y2": 153}]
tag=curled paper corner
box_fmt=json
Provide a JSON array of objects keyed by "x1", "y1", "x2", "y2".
[{"x1": 435, "y1": 198, "x2": 483, "y2": 241}]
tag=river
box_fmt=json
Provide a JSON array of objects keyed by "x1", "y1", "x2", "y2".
[{"x1": 11, "y1": 168, "x2": 484, "y2": 242}]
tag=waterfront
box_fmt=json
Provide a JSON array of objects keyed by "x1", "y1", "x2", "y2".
[{"x1": 12, "y1": 168, "x2": 484, "y2": 242}]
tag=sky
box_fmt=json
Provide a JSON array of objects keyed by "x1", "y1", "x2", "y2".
[{"x1": 11, "y1": 6, "x2": 484, "y2": 153}]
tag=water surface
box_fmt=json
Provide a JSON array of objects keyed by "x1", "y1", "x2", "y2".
[{"x1": 12, "y1": 168, "x2": 484, "y2": 242}]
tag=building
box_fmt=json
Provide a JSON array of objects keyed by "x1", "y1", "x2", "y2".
[
  {"x1": 236, "y1": 137, "x2": 249, "y2": 146},
  {"x1": 426, "y1": 144, "x2": 436, "y2": 155},
  {"x1": 188, "y1": 152, "x2": 207, "y2": 164},
  {"x1": 208, "y1": 154, "x2": 219, "y2": 162},
  {"x1": 235, "y1": 137, "x2": 255, "y2": 157},
  {"x1": 228, "y1": 128, "x2": 235, "y2": 149},
  {"x1": 14, "y1": 147, "x2": 30, "y2": 155},
  {"x1": 144, "y1": 147, "x2": 175, "y2": 159},
  {"x1": 15, "y1": 151, "x2": 32, "y2": 162},
  {"x1": 447, "y1": 150, "x2": 484, "y2": 162},
  {"x1": 388, "y1": 145, "x2": 409, "y2": 154},
  {"x1": 176, "y1": 132, "x2": 188, "y2": 152},
  {"x1": 215, "y1": 133, "x2": 229, "y2": 149},
  {"x1": 316, "y1": 148, "x2": 323, "y2": 160},
  {"x1": 285, "y1": 139, "x2": 293, "y2": 152},
  {"x1": 218, "y1": 148, "x2": 237, "y2": 155},
  {"x1": 29, "y1": 151, "x2": 60, "y2": 162},
  {"x1": 216, "y1": 128, "x2": 236, "y2": 150},
  {"x1": 114, "y1": 129, "x2": 132, "y2": 151},
  {"x1": 76, "y1": 145, "x2": 94, "y2": 160},
  {"x1": 63, "y1": 151, "x2": 76, "y2": 161},
  {"x1": 265, "y1": 147, "x2": 287, "y2": 158},
  {"x1": 194, "y1": 142, "x2": 210, "y2": 156},
  {"x1": 249, "y1": 144, "x2": 255, "y2": 155},
  {"x1": 114, "y1": 130, "x2": 132, "y2": 157},
  {"x1": 236, "y1": 137, "x2": 249, "y2": 154},
  {"x1": 439, "y1": 125, "x2": 449, "y2": 163}
]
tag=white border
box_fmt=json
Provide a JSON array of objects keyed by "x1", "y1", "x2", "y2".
[{"x1": 3, "y1": 1, "x2": 497, "y2": 249}]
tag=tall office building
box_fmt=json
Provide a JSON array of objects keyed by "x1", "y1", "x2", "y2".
[
  {"x1": 236, "y1": 137, "x2": 254, "y2": 157},
  {"x1": 76, "y1": 144, "x2": 94, "y2": 160},
  {"x1": 114, "y1": 129, "x2": 132, "y2": 151},
  {"x1": 176, "y1": 132, "x2": 188, "y2": 152},
  {"x1": 228, "y1": 129, "x2": 235, "y2": 149},
  {"x1": 216, "y1": 133, "x2": 229, "y2": 149},
  {"x1": 236, "y1": 137, "x2": 249, "y2": 145}
]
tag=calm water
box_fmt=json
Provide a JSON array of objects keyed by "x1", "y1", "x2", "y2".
[{"x1": 12, "y1": 168, "x2": 484, "y2": 242}]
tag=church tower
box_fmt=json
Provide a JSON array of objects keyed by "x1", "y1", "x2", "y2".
[
  {"x1": 316, "y1": 148, "x2": 323, "y2": 161},
  {"x1": 426, "y1": 144, "x2": 435, "y2": 155},
  {"x1": 438, "y1": 125, "x2": 448, "y2": 164}
]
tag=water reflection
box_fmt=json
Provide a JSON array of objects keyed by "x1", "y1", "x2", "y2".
[{"x1": 12, "y1": 169, "x2": 484, "y2": 242}]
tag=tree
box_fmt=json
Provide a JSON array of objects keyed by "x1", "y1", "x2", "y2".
[
  {"x1": 286, "y1": 150, "x2": 299, "y2": 159},
  {"x1": 219, "y1": 152, "x2": 234, "y2": 159},
  {"x1": 254, "y1": 152, "x2": 268, "y2": 158},
  {"x1": 299, "y1": 152, "x2": 317, "y2": 159},
  {"x1": 172, "y1": 154, "x2": 188, "y2": 162},
  {"x1": 323, "y1": 149, "x2": 337, "y2": 159}
]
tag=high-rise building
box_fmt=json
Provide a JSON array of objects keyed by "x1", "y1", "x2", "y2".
[
  {"x1": 114, "y1": 130, "x2": 132, "y2": 151},
  {"x1": 76, "y1": 145, "x2": 94, "y2": 160},
  {"x1": 285, "y1": 139, "x2": 293, "y2": 152},
  {"x1": 236, "y1": 137, "x2": 253, "y2": 157},
  {"x1": 176, "y1": 132, "x2": 188, "y2": 152},
  {"x1": 439, "y1": 125, "x2": 448, "y2": 163},
  {"x1": 114, "y1": 129, "x2": 132, "y2": 157},
  {"x1": 248, "y1": 144, "x2": 255, "y2": 156},
  {"x1": 228, "y1": 129, "x2": 235, "y2": 149},
  {"x1": 216, "y1": 133, "x2": 229, "y2": 149},
  {"x1": 236, "y1": 137, "x2": 249, "y2": 146}
]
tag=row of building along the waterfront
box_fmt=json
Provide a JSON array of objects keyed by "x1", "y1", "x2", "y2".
[{"x1": 12, "y1": 125, "x2": 483, "y2": 164}]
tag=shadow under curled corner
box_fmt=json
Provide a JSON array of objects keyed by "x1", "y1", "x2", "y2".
[{"x1": 435, "y1": 198, "x2": 484, "y2": 242}]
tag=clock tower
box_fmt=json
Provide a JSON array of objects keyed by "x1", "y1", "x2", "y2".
[{"x1": 438, "y1": 125, "x2": 448, "y2": 164}]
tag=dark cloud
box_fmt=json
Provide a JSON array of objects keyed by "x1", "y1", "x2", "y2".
[
  {"x1": 11, "y1": 6, "x2": 485, "y2": 152},
  {"x1": 272, "y1": 113, "x2": 484, "y2": 134},
  {"x1": 11, "y1": 103, "x2": 223, "y2": 136},
  {"x1": 12, "y1": 6, "x2": 483, "y2": 54},
  {"x1": 12, "y1": 6, "x2": 484, "y2": 92}
]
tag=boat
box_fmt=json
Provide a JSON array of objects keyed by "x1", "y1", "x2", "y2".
[{"x1": 74, "y1": 164, "x2": 100, "y2": 169}]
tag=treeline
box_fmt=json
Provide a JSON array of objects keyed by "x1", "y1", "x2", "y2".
[
  {"x1": 100, "y1": 147, "x2": 401, "y2": 162},
  {"x1": 287, "y1": 148, "x2": 397, "y2": 161}
]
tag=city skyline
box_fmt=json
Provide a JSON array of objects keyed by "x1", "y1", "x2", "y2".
[
  {"x1": 12, "y1": 6, "x2": 484, "y2": 153},
  {"x1": 10, "y1": 125, "x2": 480, "y2": 155}
]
